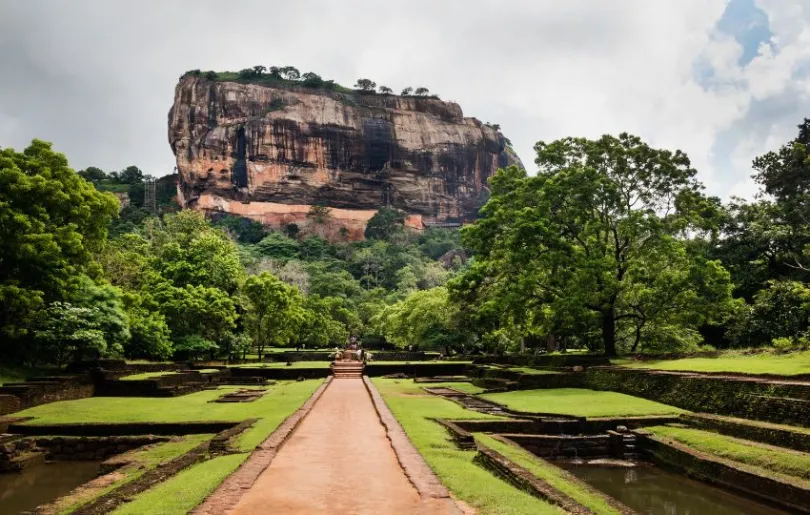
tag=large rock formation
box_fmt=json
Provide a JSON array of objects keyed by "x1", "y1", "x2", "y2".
[{"x1": 168, "y1": 76, "x2": 522, "y2": 239}]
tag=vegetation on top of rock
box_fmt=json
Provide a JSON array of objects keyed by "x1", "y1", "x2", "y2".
[{"x1": 180, "y1": 67, "x2": 442, "y2": 99}]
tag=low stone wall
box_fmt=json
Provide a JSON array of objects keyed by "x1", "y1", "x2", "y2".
[
  {"x1": 503, "y1": 434, "x2": 612, "y2": 459},
  {"x1": 35, "y1": 435, "x2": 169, "y2": 461},
  {"x1": 473, "y1": 442, "x2": 629, "y2": 514},
  {"x1": 682, "y1": 413, "x2": 810, "y2": 453},
  {"x1": 638, "y1": 432, "x2": 810, "y2": 513},
  {"x1": 469, "y1": 366, "x2": 587, "y2": 390},
  {"x1": 0, "y1": 395, "x2": 20, "y2": 415},
  {"x1": 0, "y1": 377, "x2": 95, "y2": 413},
  {"x1": 96, "y1": 370, "x2": 225, "y2": 397},
  {"x1": 365, "y1": 363, "x2": 469, "y2": 377},
  {"x1": 474, "y1": 355, "x2": 610, "y2": 368},
  {"x1": 264, "y1": 351, "x2": 441, "y2": 363},
  {"x1": 451, "y1": 415, "x2": 677, "y2": 436},
  {"x1": 229, "y1": 367, "x2": 331, "y2": 380},
  {"x1": 8, "y1": 421, "x2": 238, "y2": 436},
  {"x1": 585, "y1": 367, "x2": 810, "y2": 427}
]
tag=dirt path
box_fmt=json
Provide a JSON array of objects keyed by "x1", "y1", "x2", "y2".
[{"x1": 229, "y1": 378, "x2": 457, "y2": 515}]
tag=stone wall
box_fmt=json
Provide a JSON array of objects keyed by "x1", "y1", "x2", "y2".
[
  {"x1": 585, "y1": 367, "x2": 810, "y2": 427},
  {"x1": 265, "y1": 351, "x2": 440, "y2": 362},
  {"x1": 473, "y1": 355, "x2": 610, "y2": 368},
  {"x1": 0, "y1": 377, "x2": 95, "y2": 413},
  {"x1": 682, "y1": 413, "x2": 810, "y2": 453},
  {"x1": 639, "y1": 432, "x2": 810, "y2": 513},
  {"x1": 503, "y1": 435, "x2": 612, "y2": 459},
  {"x1": 35, "y1": 435, "x2": 169, "y2": 461},
  {"x1": 0, "y1": 395, "x2": 20, "y2": 416},
  {"x1": 9, "y1": 421, "x2": 237, "y2": 436}
]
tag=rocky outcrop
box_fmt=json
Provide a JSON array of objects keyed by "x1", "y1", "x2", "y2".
[{"x1": 168, "y1": 76, "x2": 522, "y2": 238}]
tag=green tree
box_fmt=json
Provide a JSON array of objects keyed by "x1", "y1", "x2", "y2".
[
  {"x1": 242, "y1": 273, "x2": 305, "y2": 359},
  {"x1": 414, "y1": 87, "x2": 429, "y2": 96},
  {"x1": 35, "y1": 302, "x2": 106, "y2": 366},
  {"x1": 117, "y1": 165, "x2": 144, "y2": 184},
  {"x1": 0, "y1": 140, "x2": 118, "y2": 347},
  {"x1": 364, "y1": 208, "x2": 406, "y2": 241},
  {"x1": 252, "y1": 65, "x2": 267, "y2": 76},
  {"x1": 123, "y1": 291, "x2": 173, "y2": 360},
  {"x1": 378, "y1": 86, "x2": 393, "y2": 94},
  {"x1": 71, "y1": 276, "x2": 130, "y2": 355},
  {"x1": 378, "y1": 287, "x2": 467, "y2": 353},
  {"x1": 256, "y1": 232, "x2": 300, "y2": 260},
  {"x1": 213, "y1": 215, "x2": 266, "y2": 244},
  {"x1": 280, "y1": 66, "x2": 300, "y2": 80},
  {"x1": 301, "y1": 72, "x2": 323, "y2": 87},
  {"x1": 355, "y1": 78, "x2": 377, "y2": 92},
  {"x1": 78, "y1": 166, "x2": 106, "y2": 182},
  {"x1": 463, "y1": 134, "x2": 733, "y2": 356},
  {"x1": 401, "y1": 87, "x2": 413, "y2": 96},
  {"x1": 153, "y1": 283, "x2": 238, "y2": 355}
]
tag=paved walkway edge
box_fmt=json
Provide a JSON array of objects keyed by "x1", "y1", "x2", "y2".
[
  {"x1": 362, "y1": 376, "x2": 458, "y2": 507},
  {"x1": 192, "y1": 377, "x2": 334, "y2": 515}
]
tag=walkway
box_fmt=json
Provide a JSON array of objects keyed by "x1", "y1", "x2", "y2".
[{"x1": 229, "y1": 378, "x2": 458, "y2": 515}]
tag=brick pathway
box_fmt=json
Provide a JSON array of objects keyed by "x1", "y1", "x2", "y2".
[{"x1": 228, "y1": 378, "x2": 458, "y2": 514}]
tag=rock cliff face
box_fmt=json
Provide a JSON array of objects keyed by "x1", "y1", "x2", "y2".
[{"x1": 168, "y1": 76, "x2": 522, "y2": 239}]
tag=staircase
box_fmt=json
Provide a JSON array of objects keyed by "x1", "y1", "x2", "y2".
[{"x1": 331, "y1": 361, "x2": 365, "y2": 379}]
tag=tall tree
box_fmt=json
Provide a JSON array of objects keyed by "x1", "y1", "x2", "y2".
[
  {"x1": 242, "y1": 272, "x2": 305, "y2": 359},
  {"x1": 355, "y1": 78, "x2": 376, "y2": 92},
  {"x1": 462, "y1": 134, "x2": 733, "y2": 356},
  {"x1": 0, "y1": 140, "x2": 118, "y2": 348}
]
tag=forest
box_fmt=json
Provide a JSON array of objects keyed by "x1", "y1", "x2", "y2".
[{"x1": 1, "y1": 118, "x2": 810, "y2": 364}]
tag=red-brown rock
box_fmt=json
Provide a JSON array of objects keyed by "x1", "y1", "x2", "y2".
[{"x1": 168, "y1": 77, "x2": 522, "y2": 239}]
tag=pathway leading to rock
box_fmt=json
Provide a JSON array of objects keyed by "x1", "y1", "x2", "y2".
[{"x1": 229, "y1": 378, "x2": 458, "y2": 515}]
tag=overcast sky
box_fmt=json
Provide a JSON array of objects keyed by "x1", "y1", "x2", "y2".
[{"x1": 1, "y1": 0, "x2": 809, "y2": 199}]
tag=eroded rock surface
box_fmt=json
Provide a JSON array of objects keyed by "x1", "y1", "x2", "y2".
[{"x1": 168, "y1": 77, "x2": 522, "y2": 238}]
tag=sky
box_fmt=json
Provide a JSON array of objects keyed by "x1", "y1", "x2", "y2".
[{"x1": 1, "y1": 0, "x2": 809, "y2": 200}]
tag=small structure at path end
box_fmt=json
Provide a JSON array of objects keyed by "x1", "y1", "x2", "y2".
[{"x1": 331, "y1": 336, "x2": 366, "y2": 379}]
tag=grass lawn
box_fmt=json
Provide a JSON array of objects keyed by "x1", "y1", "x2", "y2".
[
  {"x1": 481, "y1": 388, "x2": 684, "y2": 418},
  {"x1": 16, "y1": 381, "x2": 321, "y2": 452},
  {"x1": 615, "y1": 349, "x2": 810, "y2": 376},
  {"x1": 112, "y1": 452, "x2": 247, "y2": 515},
  {"x1": 119, "y1": 371, "x2": 177, "y2": 381},
  {"x1": 432, "y1": 382, "x2": 486, "y2": 395},
  {"x1": 476, "y1": 434, "x2": 622, "y2": 514},
  {"x1": 648, "y1": 425, "x2": 810, "y2": 482},
  {"x1": 373, "y1": 378, "x2": 564, "y2": 514},
  {"x1": 508, "y1": 367, "x2": 561, "y2": 375},
  {"x1": 53, "y1": 435, "x2": 212, "y2": 514}
]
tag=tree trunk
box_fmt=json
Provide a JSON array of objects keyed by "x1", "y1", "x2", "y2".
[
  {"x1": 602, "y1": 308, "x2": 617, "y2": 357},
  {"x1": 631, "y1": 324, "x2": 643, "y2": 353},
  {"x1": 546, "y1": 334, "x2": 556, "y2": 353}
]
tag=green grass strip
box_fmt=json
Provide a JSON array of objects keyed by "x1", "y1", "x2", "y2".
[
  {"x1": 482, "y1": 388, "x2": 684, "y2": 418},
  {"x1": 649, "y1": 425, "x2": 810, "y2": 482},
  {"x1": 16, "y1": 381, "x2": 320, "y2": 425},
  {"x1": 112, "y1": 453, "x2": 248, "y2": 515},
  {"x1": 373, "y1": 378, "x2": 563, "y2": 514},
  {"x1": 56, "y1": 435, "x2": 213, "y2": 514},
  {"x1": 476, "y1": 434, "x2": 622, "y2": 515},
  {"x1": 508, "y1": 367, "x2": 561, "y2": 375},
  {"x1": 119, "y1": 371, "x2": 177, "y2": 381},
  {"x1": 616, "y1": 349, "x2": 810, "y2": 376}
]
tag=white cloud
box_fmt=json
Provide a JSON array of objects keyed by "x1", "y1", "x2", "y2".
[{"x1": 0, "y1": 0, "x2": 808, "y2": 202}]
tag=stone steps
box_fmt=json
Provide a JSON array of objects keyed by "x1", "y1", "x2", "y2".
[{"x1": 331, "y1": 362, "x2": 364, "y2": 379}]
